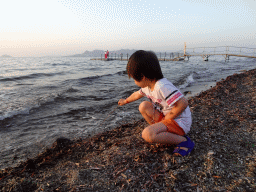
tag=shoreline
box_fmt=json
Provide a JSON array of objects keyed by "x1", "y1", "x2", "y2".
[
  {"x1": 183, "y1": 81, "x2": 217, "y2": 98},
  {"x1": 1, "y1": 69, "x2": 255, "y2": 191},
  {"x1": 183, "y1": 69, "x2": 250, "y2": 99}
]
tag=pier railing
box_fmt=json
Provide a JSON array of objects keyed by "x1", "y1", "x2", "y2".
[
  {"x1": 91, "y1": 51, "x2": 184, "y2": 61},
  {"x1": 91, "y1": 45, "x2": 256, "y2": 61},
  {"x1": 185, "y1": 46, "x2": 256, "y2": 56},
  {"x1": 183, "y1": 46, "x2": 256, "y2": 61},
  {"x1": 91, "y1": 53, "x2": 131, "y2": 61}
]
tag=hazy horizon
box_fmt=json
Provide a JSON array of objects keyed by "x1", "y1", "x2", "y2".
[{"x1": 1, "y1": 0, "x2": 256, "y2": 57}]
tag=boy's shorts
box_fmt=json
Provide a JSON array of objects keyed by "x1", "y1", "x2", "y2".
[{"x1": 156, "y1": 113, "x2": 185, "y2": 136}]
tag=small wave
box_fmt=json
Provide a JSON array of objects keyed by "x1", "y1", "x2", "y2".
[
  {"x1": 0, "y1": 93, "x2": 57, "y2": 121},
  {"x1": 0, "y1": 87, "x2": 84, "y2": 121},
  {"x1": 193, "y1": 70, "x2": 213, "y2": 79},
  {"x1": 116, "y1": 71, "x2": 127, "y2": 75},
  {"x1": 54, "y1": 95, "x2": 87, "y2": 102},
  {"x1": 54, "y1": 93, "x2": 112, "y2": 103},
  {"x1": 179, "y1": 73, "x2": 195, "y2": 89},
  {"x1": 88, "y1": 67, "x2": 99, "y2": 71},
  {"x1": 15, "y1": 83, "x2": 34, "y2": 86},
  {"x1": 0, "y1": 107, "x2": 31, "y2": 121},
  {"x1": 79, "y1": 75, "x2": 101, "y2": 81},
  {"x1": 65, "y1": 87, "x2": 80, "y2": 93},
  {"x1": 59, "y1": 105, "x2": 95, "y2": 117},
  {"x1": 78, "y1": 70, "x2": 126, "y2": 84},
  {"x1": 51, "y1": 62, "x2": 71, "y2": 66},
  {"x1": 0, "y1": 72, "x2": 64, "y2": 82}
]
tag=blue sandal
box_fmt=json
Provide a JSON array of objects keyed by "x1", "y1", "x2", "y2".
[{"x1": 173, "y1": 135, "x2": 195, "y2": 156}]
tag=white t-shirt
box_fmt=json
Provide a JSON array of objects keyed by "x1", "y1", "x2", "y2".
[{"x1": 139, "y1": 78, "x2": 192, "y2": 133}]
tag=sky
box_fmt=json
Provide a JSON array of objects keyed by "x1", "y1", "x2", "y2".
[{"x1": 1, "y1": 0, "x2": 256, "y2": 57}]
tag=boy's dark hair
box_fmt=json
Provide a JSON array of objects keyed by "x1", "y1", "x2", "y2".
[{"x1": 127, "y1": 50, "x2": 164, "y2": 82}]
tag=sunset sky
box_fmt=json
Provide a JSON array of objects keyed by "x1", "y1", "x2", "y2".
[{"x1": 1, "y1": 0, "x2": 255, "y2": 57}]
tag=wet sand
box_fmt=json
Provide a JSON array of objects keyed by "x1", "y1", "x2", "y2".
[{"x1": 0, "y1": 69, "x2": 255, "y2": 192}]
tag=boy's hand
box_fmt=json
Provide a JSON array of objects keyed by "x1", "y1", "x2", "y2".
[
  {"x1": 118, "y1": 91, "x2": 143, "y2": 106},
  {"x1": 118, "y1": 99, "x2": 128, "y2": 106}
]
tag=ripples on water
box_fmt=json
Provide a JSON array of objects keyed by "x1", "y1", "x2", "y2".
[{"x1": 0, "y1": 56, "x2": 255, "y2": 169}]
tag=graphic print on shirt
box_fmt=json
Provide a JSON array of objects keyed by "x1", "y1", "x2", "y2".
[
  {"x1": 147, "y1": 96, "x2": 164, "y2": 113},
  {"x1": 153, "y1": 101, "x2": 164, "y2": 112}
]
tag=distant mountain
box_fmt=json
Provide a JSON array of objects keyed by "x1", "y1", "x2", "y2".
[
  {"x1": 68, "y1": 49, "x2": 138, "y2": 57},
  {"x1": 1, "y1": 54, "x2": 12, "y2": 58}
]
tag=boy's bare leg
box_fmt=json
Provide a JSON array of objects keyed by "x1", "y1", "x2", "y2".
[
  {"x1": 139, "y1": 100, "x2": 188, "y2": 150},
  {"x1": 139, "y1": 101, "x2": 162, "y2": 125},
  {"x1": 141, "y1": 122, "x2": 186, "y2": 144}
]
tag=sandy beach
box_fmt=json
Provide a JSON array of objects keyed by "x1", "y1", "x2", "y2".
[{"x1": 0, "y1": 68, "x2": 255, "y2": 192}]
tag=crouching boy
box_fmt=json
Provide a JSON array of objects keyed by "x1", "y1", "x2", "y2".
[{"x1": 118, "y1": 50, "x2": 194, "y2": 156}]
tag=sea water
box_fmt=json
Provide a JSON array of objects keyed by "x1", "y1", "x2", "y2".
[{"x1": 0, "y1": 56, "x2": 255, "y2": 169}]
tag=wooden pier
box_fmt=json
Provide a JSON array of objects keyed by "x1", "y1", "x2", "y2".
[
  {"x1": 181, "y1": 43, "x2": 256, "y2": 61},
  {"x1": 90, "y1": 57, "x2": 184, "y2": 61},
  {"x1": 90, "y1": 58, "x2": 127, "y2": 61},
  {"x1": 90, "y1": 52, "x2": 185, "y2": 61},
  {"x1": 91, "y1": 43, "x2": 256, "y2": 61}
]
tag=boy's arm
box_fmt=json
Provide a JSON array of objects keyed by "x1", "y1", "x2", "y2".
[
  {"x1": 118, "y1": 91, "x2": 144, "y2": 106},
  {"x1": 164, "y1": 97, "x2": 188, "y2": 120}
]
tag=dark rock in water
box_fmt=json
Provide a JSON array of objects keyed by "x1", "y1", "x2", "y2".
[{"x1": 56, "y1": 137, "x2": 73, "y2": 149}]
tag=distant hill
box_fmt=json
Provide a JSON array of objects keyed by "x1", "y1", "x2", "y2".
[
  {"x1": 1, "y1": 54, "x2": 12, "y2": 58},
  {"x1": 68, "y1": 49, "x2": 138, "y2": 57}
]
